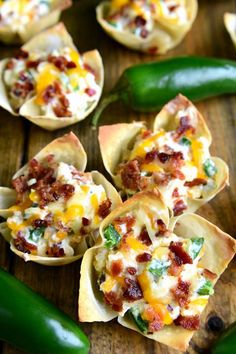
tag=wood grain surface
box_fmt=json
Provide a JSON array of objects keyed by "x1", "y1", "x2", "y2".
[{"x1": 0, "y1": 0, "x2": 236, "y2": 353}]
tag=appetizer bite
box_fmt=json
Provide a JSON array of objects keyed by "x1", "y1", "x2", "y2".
[
  {"x1": 79, "y1": 191, "x2": 236, "y2": 351},
  {"x1": 96, "y1": 0, "x2": 198, "y2": 54},
  {"x1": 99, "y1": 95, "x2": 228, "y2": 216},
  {"x1": 224, "y1": 13, "x2": 236, "y2": 48},
  {"x1": 0, "y1": 133, "x2": 121, "y2": 265},
  {"x1": 0, "y1": 23, "x2": 104, "y2": 130},
  {"x1": 0, "y1": 0, "x2": 71, "y2": 44}
]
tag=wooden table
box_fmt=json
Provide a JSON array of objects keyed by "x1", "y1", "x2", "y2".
[{"x1": 0, "y1": 0, "x2": 235, "y2": 353}]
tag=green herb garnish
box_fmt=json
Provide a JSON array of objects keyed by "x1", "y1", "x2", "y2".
[
  {"x1": 148, "y1": 259, "x2": 170, "y2": 278},
  {"x1": 103, "y1": 224, "x2": 121, "y2": 249},
  {"x1": 129, "y1": 307, "x2": 148, "y2": 333},
  {"x1": 203, "y1": 158, "x2": 217, "y2": 177},
  {"x1": 29, "y1": 227, "x2": 45, "y2": 243},
  {"x1": 188, "y1": 238, "x2": 204, "y2": 260},
  {"x1": 197, "y1": 279, "x2": 214, "y2": 295},
  {"x1": 180, "y1": 136, "x2": 191, "y2": 146}
]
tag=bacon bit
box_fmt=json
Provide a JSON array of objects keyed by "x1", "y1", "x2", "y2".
[
  {"x1": 98, "y1": 199, "x2": 112, "y2": 218},
  {"x1": 12, "y1": 80, "x2": 34, "y2": 99},
  {"x1": 153, "y1": 172, "x2": 172, "y2": 186},
  {"x1": 5, "y1": 59, "x2": 15, "y2": 70},
  {"x1": 120, "y1": 159, "x2": 142, "y2": 191},
  {"x1": 158, "y1": 152, "x2": 170, "y2": 164},
  {"x1": 42, "y1": 84, "x2": 56, "y2": 103},
  {"x1": 175, "y1": 116, "x2": 195, "y2": 139},
  {"x1": 46, "y1": 244, "x2": 65, "y2": 257},
  {"x1": 15, "y1": 49, "x2": 29, "y2": 59},
  {"x1": 85, "y1": 88, "x2": 96, "y2": 96},
  {"x1": 174, "y1": 315, "x2": 200, "y2": 330},
  {"x1": 12, "y1": 175, "x2": 28, "y2": 194},
  {"x1": 140, "y1": 28, "x2": 149, "y2": 38},
  {"x1": 14, "y1": 235, "x2": 37, "y2": 254},
  {"x1": 32, "y1": 219, "x2": 48, "y2": 228},
  {"x1": 138, "y1": 227, "x2": 152, "y2": 246},
  {"x1": 53, "y1": 97, "x2": 72, "y2": 118},
  {"x1": 168, "y1": 251, "x2": 182, "y2": 276},
  {"x1": 123, "y1": 278, "x2": 143, "y2": 301},
  {"x1": 172, "y1": 188, "x2": 179, "y2": 198},
  {"x1": 82, "y1": 217, "x2": 90, "y2": 226},
  {"x1": 173, "y1": 199, "x2": 187, "y2": 216},
  {"x1": 168, "y1": 5, "x2": 179, "y2": 12},
  {"x1": 171, "y1": 279, "x2": 190, "y2": 307},
  {"x1": 48, "y1": 55, "x2": 68, "y2": 71},
  {"x1": 104, "y1": 291, "x2": 123, "y2": 312},
  {"x1": 110, "y1": 260, "x2": 123, "y2": 277},
  {"x1": 134, "y1": 15, "x2": 146, "y2": 27},
  {"x1": 57, "y1": 221, "x2": 71, "y2": 233},
  {"x1": 169, "y1": 241, "x2": 193, "y2": 265},
  {"x1": 172, "y1": 169, "x2": 185, "y2": 180},
  {"x1": 136, "y1": 252, "x2": 152, "y2": 263},
  {"x1": 126, "y1": 267, "x2": 137, "y2": 275},
  {"x1": 58, "y1": 184, "x2": 75, "y2": 198},
  {"x1": 184, "y1": 178, "x2": 208, "y2": 188},
  {"x1": 156, "y1": 219, "x2": 167, "y2": 236},
  {"x1": 203, "y1": 269, "x2": 217, "y2": 280},
  {"x1": 144, "y1": 307, "x2": 164, "y2": 332},
  {"x1": 79, "y1": 227, "x2": 88, "y2": 236},
  {"x1": 26, "y1": 60, "x2": 41, "y2": 69},
  {"x1": 46, "y1": 154, "x2": 55, "y2": 163},
  {"x1": 66, "y1": 61, "x2": 77, "y2": 69},
  {"x1": 142, "y1": 130, "x2": 152, "y2": 139},
  {"x1": 114, "y1": 215, "x2": 135, "y2": 233},
  {"x1": 145, "y1": 149, "x2": 158, "y2": 162},
  {"x1": 148, "y1": 46, "x2": 158, "y2": 55}
]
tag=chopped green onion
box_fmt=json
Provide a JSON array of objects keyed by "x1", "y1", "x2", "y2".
[
  {"x1": 29, "y1": 227, "x2": 45, "y2": 243},
  {"x1": 103, "y1": 224, "x2": 121, "y2": 249},
  {"x1": 197, "y1": 279, "x2": 214, "y2": 295},
  {"x1": 148, "y1": 259, "x2": 170, "y2": 278},
  {"x1": 129, "y1": 307, "x2": 148, "y2": 333},
  {"x1": 203, "y1": 158, "x2": 217, "y2": 177},
  {"x1": 188, "y1": 238, "x2": 204, "y2": 260},
  {"x1": 180, "y1": 136, "x2": 191, "y2": 146}
]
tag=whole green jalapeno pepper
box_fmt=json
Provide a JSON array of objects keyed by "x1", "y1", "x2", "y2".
[
  {"x1": 211, "y1": 321, "x2": 236, "y2": 354},
  {"x1": 0, "y1": 268, "x2": 89, "y2": 354},
  {"x1": 92, "y1": 56, "x2": 236, "y2": 126}
]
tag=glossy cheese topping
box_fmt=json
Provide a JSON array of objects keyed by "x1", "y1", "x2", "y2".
[
  {"x1": 0, "y1": 0, "x2": 53, "y2": 30},
  {"x1": 4, "y1": 47, "x2": 100, "y2": 117},
  {"x1": 116, "y1": 107, "x2": 217, "y2": 216},
  {"x1": 94, "y1": 209, "x2": 216, "y2": 333},
  {"x1": 7, "y1": 156, "x2": 112, "y2": 257},
  {"x1": 106, "y1": 0, "x2": 189, "y2": 38}
]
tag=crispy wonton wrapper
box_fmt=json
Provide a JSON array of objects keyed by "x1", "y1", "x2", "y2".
[
  {"x1": 96, "y1": 0, "x2": 198, "y2": 54},
  {"x1": 78, "y1": 191, "x2": 236, "y2": 351},
  {"x1": 98, "y1": 94, "x2": 229, "y2": 215},
  {"x1": 224, "y1": 13, "x2": 236, "y2": 48},
  {"x1": 0, "y1": 23, "x2": 104, "y2": 130},
  {"x1": 0, "y1": 0, "x2": 72, "y2": 44},
  {"x1": 0, "y1": 132, "x2": 121, "y2": 266}
]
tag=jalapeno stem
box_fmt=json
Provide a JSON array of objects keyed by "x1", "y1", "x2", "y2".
[{"x1": 91, "y1": 92, "x2": 120, "y2": 128}]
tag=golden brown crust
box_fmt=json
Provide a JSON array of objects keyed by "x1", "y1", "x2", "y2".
[
  {"x1": 0, "y1": 0, "x2": 72, "y2": 44},
  {"x1": 0, "y1": 133, "x2": 121, "y2": 266},
  {"x1": 0, "y1": 23, "x2": 104, "y2": 130},
  {"x1": 96, "y1": 0, "x2": 198, "y2": 54},
  {"x1": 78, "y1": 192, "x2": 236, "y2": 351}
]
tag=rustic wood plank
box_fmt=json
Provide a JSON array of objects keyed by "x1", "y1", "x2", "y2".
[{"x1": 0, "y1": 0, "x2": 235, "y2": 353}]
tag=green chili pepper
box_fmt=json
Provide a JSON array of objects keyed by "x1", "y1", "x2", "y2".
[
  {"x1": 129, "y1": 307, "x2": 148, "y2": 333},
  {"x1": 188, "y1": 238, "x2": 204, "y2": 260},
  {"x1": 203, "y1": 158, "x2": 217, "y2": 177},
  {"x1": 212, "y1": 321, "x2": 236, "y2": 354},
  {"x1": 92, "y1": 56, "x2": 236, "y2": 126},
  {"x1": 180, "y1": 136, "x2": 191, "y2": 146},
  {"x1": 197, "y1": 279, "x2": 214, "y2": 296},
  {"x1": 148, "y1": 259, "x2": 170, "y2": 278},
  {"x1": 103, "y1": 224, "x2": 121, "y2": 249},
  {"x1": 0, "y1": 268, "x2": 89, "y2": 354},
  {"x1": 29, "y1": 227, "x2": 45, "y2": 243}
]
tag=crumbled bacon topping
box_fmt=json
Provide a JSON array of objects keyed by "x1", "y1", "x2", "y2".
[
  {"x1": 104, "y1": 291, "x2": 123, "y2": 312},
  {"x1": 153, "y1": 172, "x2": 172, "y2": 186},
  {"x1": 32, "y1": 219, "x2": 48, "y2": 228},
  {"x1": 169, "y1": 241, "x2": 193, "y2": 265},
  {"x1": 12, "y1": 175, "x2": 28, "y2": 194},
  {"x1": 175, "y1": 116, "x2": 195, "y2": 139},
  {"x1": 114, "y1": 215, "x2": 135, "y2": 233},
  {"x1": 156, "y1": 219, "x2": 167, "y2": 236},
  {"x1": 138, "y1": 227, "x2": 152, "y2": 246},
  {"x1": 48, "y1": 55, "x2": 77, "y2": 72},
  {"x1": 110, "y1": 260, "x2": 123, "y2": 277},
  {"x1": 174, "y1": 315, "x2": 200, "y2": 330},
  {"x1": 136, "y1": 252, "x2": 152, "y2": 263},
  {"x1": 98, "y1": 199, "x2": 112, "y2": 218},
  {"x1": 172, "y1": 187, "x2": 179, "y2": 198},
  {"x1": 173, "y1": 199, "x2": 187, "y2": 216},
  {"x1": 46, "y1": 244, "x2": 65, "y2": 257},
  {"x1": 85, "y1": 88, "x2": 96, "y2": 97},
  {"x1": 14, "y1": 235, "x2": 37, "y2": 254},
  {"x1": 184, "y1": 178, "x2": 207, "y2": 188},
  {"x1": 144, "y1": 307, "x2": 164, "y2": 332},
  {"x1": 171, "y1": 279, "x2": 190, "y2": 307},
  {"x1": 120, "y1": 159, "x2": 144, "y2": 191},
  {"x1": 82, "y1": 217, "x2": 90, "y2": 226},
  {"x1": 123, "y1": 278, "x2": 143, "y2": 301},
  {"x1": 15, "y1": 49, "x2": 29, "y2": 59},
  {"x1": 126, "y1": 267, "x2": 137, "y2": 275}
]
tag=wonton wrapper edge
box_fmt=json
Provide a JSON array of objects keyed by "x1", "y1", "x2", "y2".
[{"x1": 224, "y1": 13, "x2": 236, "y2": 48}]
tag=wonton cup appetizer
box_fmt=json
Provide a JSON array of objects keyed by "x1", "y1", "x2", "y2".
[
  {"x1": 0, "y1": 0, "x2": 72, "y2": 44},
  {"x1": 0, "y1": 132, "x2": 121, "y2": 266},
  {"x1": 96, "y1": 0, "x2": 198, "y2": 54},
  {"x1": 99, "y1": 95, "x2": 228, "y2": 216},
  {"x1": 0, "y1": 23, "x2": 104, "y2": 130},
  {"x1": 79, "y1": 191, "x2": 236, "y2": 351},
  {"x1": 224, "y1": 13, "x2": 236, "y2": 48}
]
